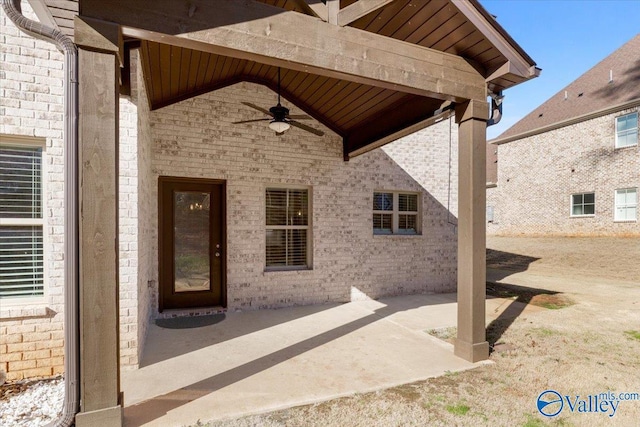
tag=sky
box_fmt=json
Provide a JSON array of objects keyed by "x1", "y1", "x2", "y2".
[{"x1": 480, "y1": 0, "x2": 640, "y2": 139}]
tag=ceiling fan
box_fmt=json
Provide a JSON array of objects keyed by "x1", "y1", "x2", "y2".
[{"x1": 233, "y1": 68, "x2": 324, "y2": 137}]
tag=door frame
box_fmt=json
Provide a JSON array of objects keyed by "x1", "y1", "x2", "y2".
[{"x1": 158, "y1": 176, "x2": 227, "y2": 312}]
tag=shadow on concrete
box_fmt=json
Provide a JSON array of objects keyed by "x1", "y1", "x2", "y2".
[
  {"x1": 125, "y1": 295, "x2": 455, "y2": 426},
  {"x1": 140, "y1": 304, "x2": 335, "y2": 367}
]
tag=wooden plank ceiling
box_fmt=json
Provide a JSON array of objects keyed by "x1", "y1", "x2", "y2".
[{"x1": 139, "y1": 41, "x2": 442, "y2": 147}]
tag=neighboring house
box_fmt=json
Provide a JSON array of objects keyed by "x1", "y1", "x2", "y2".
[
  {"x1": 0, "y1": 0, "x2": 537, "y2": 402},
  {"x1": 488, "y1": 34, "x2": 640, "y2": 236}
]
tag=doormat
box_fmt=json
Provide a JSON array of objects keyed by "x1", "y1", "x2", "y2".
[{"x1": 155, "y1": 313, "x2": 226, "y2": 329}]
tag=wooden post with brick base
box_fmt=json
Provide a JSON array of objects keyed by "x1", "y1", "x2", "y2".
[
  {"x1": 74, "y1": 16, "x2": 123, "y2": 427},
  {"x1": 454, "y1": 100, "x2": 490, "y2": 363}
]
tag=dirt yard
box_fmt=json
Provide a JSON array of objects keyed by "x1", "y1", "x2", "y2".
[{"x1": 201, "y1": 236, "x2": 640, "y2": 427}]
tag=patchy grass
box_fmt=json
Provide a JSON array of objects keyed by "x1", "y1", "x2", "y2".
[
  {"x1": 426, "y1": 326, "x2": 456, "y2": 341},
  {"x1": 522, "y1": 414, "x2": 545, "y2": 427},
  {"x1": 533, "y1": 327, "x2": 558, "y2": 337},
  {"x1": 625, "y1": 330, "x2": 640, "y2": 341},
  {"x1": 446, "y1": 403, "x2": 470, "y2": 416}
]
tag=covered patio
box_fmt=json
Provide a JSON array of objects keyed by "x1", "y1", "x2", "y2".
[
  {"x1": 24, "y1": 0, "x2": 538, "y2": 425},
  {"x1": 122, "y1": 292, "x2": 542, "y2": 426}
]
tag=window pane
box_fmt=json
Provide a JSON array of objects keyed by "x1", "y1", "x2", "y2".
[
  {"x1": 373, "y1": 192, "x2": 393, "y2": 211},
  {"x1": 173, "y1": 192, "x2": 210, "y2": 293},
  {"x1": 399, "y1": 193, "x2": 417, "y2": 212},
  {"x1": 616, "y1": 113, "x2": 638, "y2": 147},
  {"x1": 266, "y1": 189, "x2": 287, "y2": 226},
  {"x1": 624, "y1": 189, "x2": 637, "y2": 205},
  {"x1": 399, "y1": 214, "x2": 417, "y2": 233},
  {"x1": 583, "y1": 204, "x2": 595, "y2": 215},
  {"x1": 615, "y1": 189, "x2": 637, "y2": 221},
  {"x1": 572, "y1": 205, "x2": 583, "y2": 216},
  {"x1": 572, "y1": 194, "x2": 583, "y2": 205},
  {"x1": 0, "y1": 226, "x2": 44, "y2": 299},
  {"x1": 266, "y1": 229, "x2": 286, "y2": 266},
  {"x1": 287, "y1": 189, "x2": 308, "y2": 226},
  {"x1": 0, "y1": 146, "x2": 42, "y2": 219},
  {"x1": 583, "y1": 193, "x2": 595, "y2": 204},
  {"x1": 288, "y1": 229, "x2": 307, "y2": 266},
  {"x1": 373, "y1": 213, "x2": 392, "y2": 232}
]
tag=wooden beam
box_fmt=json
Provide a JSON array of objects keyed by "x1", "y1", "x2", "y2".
[
  {"x1": 79, "y1": 0, "x2": 486, "y2": 102},
  {"x1": 74, "y1": 17, "x2": 123, "y2": 427},
  {"x1": 346, "y1": 107, "x2": 454, "y2": 160},
  {"x1": 344, "y1": 95, "x2": 442, "y2": 158},
  {"x1": 454, "y1": 99, "x2": 489, "y2": 363},
  {"x1": 452, "y1": 0, "x2": 537, "y2": 79},
  {"x1": 327, "y1": 0, "x2": 340, "y2": 25},
  {"x1": 74, "y1": 16, "x2": 124, "y2": 66},
  {"x1": 338, "y1": 0, "x2": 396, "y2": 27},
  {"x1": 27, "y1": 0, "x2": 59, "y2": 30},
  {"x1": 290, "y1": 0, "x2": 328, "y2": 21}
]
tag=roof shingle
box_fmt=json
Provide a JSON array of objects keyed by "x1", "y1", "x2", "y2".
[{"x1": 494, "y1": 34, "x2": 640, "y2": 142}]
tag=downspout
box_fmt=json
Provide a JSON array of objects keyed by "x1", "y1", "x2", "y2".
[
  {"x1": 487, "y1": 91, "x2": 504, "y2": 127},
  {"x1": 0, "y1": 1, "x2": 79, "y2": 426}
]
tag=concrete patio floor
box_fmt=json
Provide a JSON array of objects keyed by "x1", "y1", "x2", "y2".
[{"x1": 122, "y1": 292, "x2": 540, "y2": 427}]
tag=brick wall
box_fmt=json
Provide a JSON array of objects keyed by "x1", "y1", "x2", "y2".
[
  {"x1": 487, "y1": 106, "x2": 640, "y2": 236},
  {"x1": 119, "y1": 52, "x2": 155, "y2": 369},
  {"x1": 0, "y1": 1, "x2": 66, "y2": 381},
  {"x1": 146, "y1": 83, "x2": 459, "y2": 312}
]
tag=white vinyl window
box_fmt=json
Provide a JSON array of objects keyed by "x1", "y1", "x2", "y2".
[
  {"x1": 0, "y1": 143, "x2": 45, "y2": 299},
  {"x1": 571, "y1": 192, "x2": 595, "y2": 217},
  {"x1": 373, "y1": 191, "x2": 419, "y2": 235},
  {"x1": 615, "y1": 188, "x2": 637, "y2": 221},
  {"x1": 615, "y1": 112, "x2": 638, "y2": 148},
  {"x1": 265, "y1": 187, "x2": 310, "y2": 269}
]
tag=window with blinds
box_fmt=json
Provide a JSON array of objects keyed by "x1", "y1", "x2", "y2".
[
  {"x1": 266, "y1": 188, "x2": 309, "y2": 269},
  {"x1": 0, "y1": 144, "x2": 44, "y2": 299},
  {"x1": 373, "y1": 191, "x2": 419, "y2": 235}
]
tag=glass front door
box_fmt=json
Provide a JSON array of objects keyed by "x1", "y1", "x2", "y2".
[{"x1": 159, "y1": 178, "x2": 225, "y2": 311}]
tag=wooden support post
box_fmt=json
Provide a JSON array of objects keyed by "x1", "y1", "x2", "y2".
[
  {"x1": 74, "y1": 16, "x2": 123, "y2": 427},
  {"x1": 327, "y1": 0, "x2": 340, "y2": 25},
  {"x1": 454, "y1": 99, "x2": 490, "y2": 363}
]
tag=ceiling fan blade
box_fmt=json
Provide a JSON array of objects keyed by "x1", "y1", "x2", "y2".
[
  {"x1": 285, "y1": 114, "x2": 311, "y2": 120},
  {"x1": 289, "y1": 120, "x2": 325, "y2": 136},
  {"x1": 232, "y1": 118, "x2": 271, "y2": 124},
  {"x1": 241, "y1": 102, "x2": 273, "y2": 116}
]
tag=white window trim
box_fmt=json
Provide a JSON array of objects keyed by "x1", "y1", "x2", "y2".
[
  {"x1": 0, "y1": 136, "x2": 48, "y2": 307},
  {"x1": 614, "y1": 187, "x2": 638, "y2": 222},
  {"x1": 373, "y1": 190, "x2": 421, "y2": 235},
  {"x1": 570, "y1": 192, "x2": 595, "y2": 218},
  {"x1": 264, "y1": 185, "x2": 313, "y2": 271},
  {"x1": 615, "y1": 112, "x2": 638, "y2": 149}
]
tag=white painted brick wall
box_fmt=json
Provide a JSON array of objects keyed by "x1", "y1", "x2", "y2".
[
  {"x1": 0, "y1": 1, "x2": 65, "y2": 380},
  {"x1": 487, "y1": 107, "x2": 640, "y2": 236},
  {"x1": 146, "y1": 82, "x2": 459, "y2": 312}
]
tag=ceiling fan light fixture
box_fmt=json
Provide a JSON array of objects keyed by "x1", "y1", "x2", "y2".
[{"x1": 269, "y1": 120, "x2": 290, "y2": 133}]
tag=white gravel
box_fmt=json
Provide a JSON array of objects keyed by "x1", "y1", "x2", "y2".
[{"x1": 0, "y1": 377, "x2": 64, "y2": 427}]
